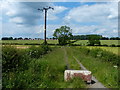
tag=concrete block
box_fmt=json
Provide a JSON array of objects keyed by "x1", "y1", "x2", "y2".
[{"x1": 64, "y1": 70, "x2": 92, "y2": 83}]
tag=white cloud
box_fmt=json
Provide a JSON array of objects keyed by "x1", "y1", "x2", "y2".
[
  {"x1": 47, "y1": 6, "x2": 68, "y2": 20},
  {"x1": 9, "y1": 17, "x2": 24, "y2": 23},
  {"x1": 64, "y1": 3, "x2": 117, "y2": 23},
  {"x1": 64, "y1": 2, "x2": 118, "y2": 37},
  {"x1": 1, "y1": 2, "x2": 119, "y2": 38}
]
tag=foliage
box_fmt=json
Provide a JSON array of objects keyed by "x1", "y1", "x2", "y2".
[
  {"x1": 2, "y1": 37, "x2": 13, "y2": 40},
  {"x1": 53, "y1": 26, "x2": 72, "y2": 45},
  {"x1": 2, "y1": 46, "x2": 30, "y2": 72},
  {"x1": 2, "y1": 45, "x2": 52, "y2": 88},
  {"x1": 71, "y1": 47, "x2": 118, "y2": 88},
  {"x1": 87, "y1": 35, "x2": 102, "y2": 46},
  {"x1": 28, "y1": 45, "x2": 51, "y2": 59},
  {"x1": 79, "y1": 47, "x2": 119, "y2": 66},
  {"x1": 2, "y1": 46, "x2": 86, "y2": 88}
]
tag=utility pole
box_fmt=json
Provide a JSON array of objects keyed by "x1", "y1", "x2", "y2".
[{"x1": 38, "y1": 6, "x2": 54, "y2": 45}]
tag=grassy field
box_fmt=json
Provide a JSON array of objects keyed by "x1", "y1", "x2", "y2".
[
  {"x1": 68, "y1": 47, "x2": 119, "y2": 88},
  {"x1": 2, "y1": 46, "x2": 86, "y2": 88},
  {"x1": 86, "y1": 46, "x2": 120, "y2": 56},
  {"x1": 0, "y1": 40, "x2": 58, "y2": 44},
  {"x1": 73, "y1": 40, "x2": 119, "y2": 45},
  {"x1": 2, "y1": 45, "x2": 119, "y2": 88},
  {"x1": 1, "y1": 40, "x2": 119, "y2": 46}
]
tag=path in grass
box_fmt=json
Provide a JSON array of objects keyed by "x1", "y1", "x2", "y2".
[
  {"x1": 63, "y1": 47, "x2": 70, "y2": 69},
  {"x1": 31, "y1": 47, "x2": 86, "y2": 88},
  {"x1": 64, "y1": 47, "x2": 106, "y2": 88},
  {"x1": 73, "y1": 56, "x2": 106, "y2": 88},
  {"x1": 69, "y1": 47, "x2": 118, "y2": 88}
]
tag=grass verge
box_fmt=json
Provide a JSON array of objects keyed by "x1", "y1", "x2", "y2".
[{"x1": 70, "y1": 47, "x2": 118, "y2": 88}]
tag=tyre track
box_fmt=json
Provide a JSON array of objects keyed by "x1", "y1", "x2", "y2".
[
  {"x1": 63, "y1": 47, "x2": 71, "y2": 70},
  {"x1": 73, "y1": 56, "x2": 107, "y2": 89}
]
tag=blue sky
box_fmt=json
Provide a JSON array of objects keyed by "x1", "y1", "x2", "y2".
[{"x1": 0, "y1": 0, "x2": 118, "y2": 38}]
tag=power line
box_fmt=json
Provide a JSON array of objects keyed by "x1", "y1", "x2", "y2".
[{"x1": 38, "y1": 6, "x2": 54, "y2": 45}]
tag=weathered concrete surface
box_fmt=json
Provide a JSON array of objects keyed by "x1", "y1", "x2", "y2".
[
  {"x1": 73, "y1": 56, "x2": 107, "y2": 88},
  {"x1": 64, "y1": 70, "x2": 92, "y2": 83}
]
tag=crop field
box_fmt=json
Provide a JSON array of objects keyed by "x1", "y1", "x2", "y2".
[
  {"x1": 2, "y1": 45, "x2": 119, "y2": 88},
  {"x1": 86, "y1": 46, "x2": 120, "y2": 55},
  {"x1": 0, "y1": 40, "x2": 58, "y2": 45},
  {"x1": 1, "y1": 40, "x2": 119, "y2": 88},
  {"x1": 73, "y1": 40, "x2": 119, "y2": 46},
  {"x1": 1, "y1": 40, "x2": 119, "y2": 46}
]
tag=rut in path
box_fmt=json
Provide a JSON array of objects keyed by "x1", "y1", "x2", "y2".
[
  {"x1": 63, "y1": 47, "x2": 70, "y2": 70},
  {"x1": 73, "y1": 56, "x2": 108, "y2": 89}
]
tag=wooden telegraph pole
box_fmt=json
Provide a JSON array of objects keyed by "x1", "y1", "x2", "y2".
[{"x1": 38, "y1": 7, "x2": 54, "y2": 45}]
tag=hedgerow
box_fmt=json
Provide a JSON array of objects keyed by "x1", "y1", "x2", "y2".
[
  {"x1": 2, "y1": 45, "x2": 52, "y2": 88},
  {"x1": 79, "y1": 47, "x2": 119, "y2": 66}
]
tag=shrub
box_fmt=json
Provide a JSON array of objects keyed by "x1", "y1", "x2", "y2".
[
  {"x1": 2, "y1": 46, "x2": 30, "y2": 72},
  {"x1": 116, "y1": 45, "x2": 120, "y2": 47},
  {"x1": 89, "y1": 48, "x2": 102, "y2": 58},
  {"x1": 78, "y1": 47, "x2": 119, "y2": 66},
  {"x1": 102, "y1": 44, "x2": 108, "y2": 47},
  {"x1": 28, "y1": 45, "x2": 51, "y2": 59},
  {"x1": 110, "y1": 44, "x2": 116, "y2": 47}
]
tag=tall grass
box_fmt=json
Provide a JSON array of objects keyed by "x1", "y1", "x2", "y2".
[
  {"x1": 65, "y1": 47, "x2": 81, "y2": 69},
  {"x1": 71, "y1": 47, "x2": 119, "y2": 88},
  {"x1": 2, "y1": 46, "x2": 86, "y2": 88},
  {"x1": 2, "y1": 45, "x2": 51, "y2": 88}
]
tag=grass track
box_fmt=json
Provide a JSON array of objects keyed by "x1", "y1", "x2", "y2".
[
  {"x1": 70, "y1": 47, "x2": 118, "y2": 88},
  {"x1": 2, "y1": 45, "x2": 118, "y2": 88},
  {"x1": 28, "y1": 47, "x2": 86, "y2": 88},
  {"x1": 34, "y1": 46, "x2": 118, "y2": 88}
]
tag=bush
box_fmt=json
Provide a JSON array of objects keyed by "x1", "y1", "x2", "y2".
[
  {"x1": 89, "y1": 48, "x2": 102, "y2": 58},
  {"x1": 2, "y1": 45, "x2": 52, "y2": 88},
  {"x1": 116, "y1": 45, "x2": 120, "y2": 47},
  {"x1": 102, "y1": 44, "x2": 108, "y2": 47},
  {"x1": 28, "y1": 45, "x2": 51, "y2": 59},
  {"x1": 110, "y1": 44, "x2": 116, "y2": 47},
  {"x1": 79, "y1": 47, "x2": 119, "y2": 66},
  {"x1": 2, "y1": 46, "x2": 30, "y2": 72}
]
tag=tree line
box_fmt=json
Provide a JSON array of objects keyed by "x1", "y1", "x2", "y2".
[
  {"x1": 71, "y1": 35, "x2": 120, "y2": 40},
  {"x1": 1, "y1": 37, "x2": 44, "y2": 40},
  {"x1": 2, "y1": 34, "x2": 120, "y2": 41},
  {"x1": 1, "y1": 25, "x2": 120, "y2": 46}
]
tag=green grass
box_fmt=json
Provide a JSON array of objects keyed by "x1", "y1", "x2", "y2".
[
  {"x1": 38, "y1": 47, "x2": 86, "y2": 88},
  {"x1": 65, "y1": 47, "x2": 81, "y2": 70},
  {"x1": 86, "y1": 46, "x2": 120, "y2": 56},
  {"x1": 73, "y1": 40, "x2": 119, "y2": 45},
  {"x1": 1, "y1": 40, "x2": 119, "y2": 46},
  {"x1": 70, "y1": 47, "x2": 118, "y2": 88},
  {"x1": 2, "y1": 46, "x2": 86, "y2": 88},
  {"x1": 1, "y1": 40, "x2": 58, "y2": 44},
  {"x1": 2, "y1": 45, "x2": 119, "y2": 88}
]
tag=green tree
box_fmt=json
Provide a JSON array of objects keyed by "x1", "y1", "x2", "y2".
[
  {"x1": 53, "y1": 26, "x2": 72, "y2": 45},
  {"x1": 88, "y1": 35, "x2": 101, "y2": 46}
]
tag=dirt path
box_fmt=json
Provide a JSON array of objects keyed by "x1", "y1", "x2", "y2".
[{"x1": 73, "y1": 56, "x2": 107, "y2": 89}]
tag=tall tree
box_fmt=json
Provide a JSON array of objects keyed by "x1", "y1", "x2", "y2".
[
  {"x1": 53, "y1": 26, "x2": 72, "y2": 45},
  {"x1": 88, "y1": 35, "x2": 102, "y2": 46}
]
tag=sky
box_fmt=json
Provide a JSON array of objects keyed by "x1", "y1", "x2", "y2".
[{"x1": 0, "y1": 0, "x2": 119, "y2": 39}]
